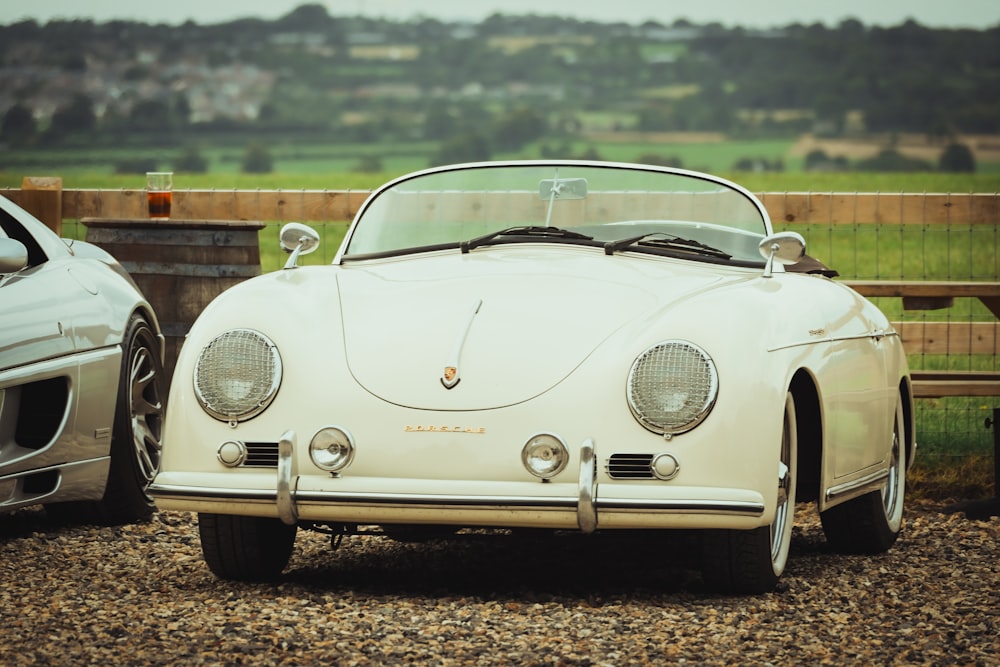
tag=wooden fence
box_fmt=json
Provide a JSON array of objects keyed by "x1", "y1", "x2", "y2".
[{"x1": 2, "y1": 186, "x2": 998, "y2": 229}]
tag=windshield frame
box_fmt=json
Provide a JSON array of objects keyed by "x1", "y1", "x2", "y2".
[{"x1": 334, "y1": 160, "x2": 772, "y2": 266}]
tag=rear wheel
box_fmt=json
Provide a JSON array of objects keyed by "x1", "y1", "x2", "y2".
[
  {"x1": 702, "y1": 393, "x2": 798, "y2": 593},
  {"x1": 820, "y1": 394, "x2": 906, "y2": 553},
  {"x1": 199, "y1": 513, "x2": 298, "y2": 581}
]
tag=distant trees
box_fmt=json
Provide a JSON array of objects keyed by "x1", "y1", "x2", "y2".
[
  {"x1": 175, "y1": 146, "x2": 209, "y2": 173},
  {"x1": 242, "y1": 143, "x2": 274, "y2": 173},
  {"x1": 45, "y1": 94, "x2": 97, "y2": 142},
  {"x1": 114, "y1": 158, "x2": 159, "y2": 174},
  {"x1": 732, "y1": 157, "x2": 785, "y2": 172},
  {"x1": 430, "y1": 132, "x2": 491, "y2": 166},
  {"x1": 1, "y1": 10, "x2": 997, "y2": 176},
  {"x1": 127, "y1": 100, "x2": 173, "y2": 134},
  {"x1": 857, "y1": 149, "x2": 932, "y2": 172},
  {"x1": 492, "y1": 107, "x2": 547, "y2": 152},
  {"x1": 804, "y1": 150, "x2": 849, "y2": 172},
  {"x1": 0, "y1": 104, "x2": 36, "y2": 146},
  {"x1": 939, "y1": 143, "x2": 976, "y2": 173},
  {"x1": 798, "y1": 144, "x2": 974, "y2": 173}
]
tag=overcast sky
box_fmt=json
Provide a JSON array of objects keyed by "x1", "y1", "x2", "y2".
[{"x1": 2, "y1": 0, "x2": 999, "y2": 29}]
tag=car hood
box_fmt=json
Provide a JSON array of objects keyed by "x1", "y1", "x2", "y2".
[{"x1": 338, "y1": 248, "x2": 728, "y2": 410}]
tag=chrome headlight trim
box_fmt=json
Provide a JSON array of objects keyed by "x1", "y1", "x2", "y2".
[
  {"x1": 194, "y1": 329, "x2": 282, "y2": 423},
  {"x1": 309, "y1": 426, "x2": 356, "y2": 473},
  {"x1": 627, "y1": 340, "x2": 718, "y2": 435},
  {"x1": 521, "y1": 433, "x2": 569, "y2": 479}
]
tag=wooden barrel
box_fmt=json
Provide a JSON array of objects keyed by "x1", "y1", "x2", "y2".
[{"x1": 82, "y1": 218, "x2": 266, "y2": 390}]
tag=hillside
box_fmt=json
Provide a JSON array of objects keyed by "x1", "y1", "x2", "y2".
[{"x1": 1, "y1": 4, "x2": 998, "y2": 172}]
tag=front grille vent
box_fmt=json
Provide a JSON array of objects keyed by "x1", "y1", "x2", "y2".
[
  {"x1": 606, "y1": 453, "x2": 655, "y2": 480},
  {"x1": 244, "y1": 442, "x2": 279, "y2": 467}
]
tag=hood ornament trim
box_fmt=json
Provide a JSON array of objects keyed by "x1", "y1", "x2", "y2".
[{"x1": 441, "y1": 298, "x2": 483, "y2": 389}]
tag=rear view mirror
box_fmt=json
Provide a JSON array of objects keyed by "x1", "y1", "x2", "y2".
[{"x1": 539, "y1": 178, "x2": 588, "y2": 200}]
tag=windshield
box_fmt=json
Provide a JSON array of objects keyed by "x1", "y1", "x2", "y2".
[{"x1": 341, "y1": 162, "x2": 770, "y2": 263}]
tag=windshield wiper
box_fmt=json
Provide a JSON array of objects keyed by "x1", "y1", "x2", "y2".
[
  {"x1": 603, "y1": 233, "x2": 731, "y2": 259},
  {"x1": 460, "y1": 226, "x2": 594, "y2": 254}
]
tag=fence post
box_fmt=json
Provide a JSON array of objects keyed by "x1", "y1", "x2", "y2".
[
  {"x1": 20, "y1": 176, "x2": 63, "y2": 235},
  {"x1": 993, "y1": 407, "x2": 999, "y2": 498}
]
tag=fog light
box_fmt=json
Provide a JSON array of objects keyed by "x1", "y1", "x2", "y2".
[
  {"x1": 309, "y1": 426, "x2": 355, "y2": 472},
  {"x1": 217, "y1": 440, "x2": 247, "y2": 467},
  {"x1": 522, "y1": 433, "x2": 568, "y2": 479}
]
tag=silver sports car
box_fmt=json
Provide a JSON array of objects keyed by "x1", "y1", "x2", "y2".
[{"x1": 1, "y1": 195, "x2": 165, "y2": 524}]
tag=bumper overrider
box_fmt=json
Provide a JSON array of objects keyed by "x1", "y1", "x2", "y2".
[{"x1": 150, "y1": 430, "x2": 767, "y2": 532}]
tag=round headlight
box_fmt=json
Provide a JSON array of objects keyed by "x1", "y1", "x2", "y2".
[
  {"x1": 521, "y1": 433, "x2": 569, "y2": 479},
  {"x1": 627, "y1": 341, "x2": 718, "y2": 435},
  {"x1": 309, "y1": 427, "x2": 355, "y2": 472},
  {"x1": 194, "y1": 329, "x2": 282, "y2": 423}
]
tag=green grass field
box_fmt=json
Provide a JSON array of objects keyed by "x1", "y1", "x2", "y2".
[{"x1": 3, "y1": 136, "x2": 1000, "y2": 192}]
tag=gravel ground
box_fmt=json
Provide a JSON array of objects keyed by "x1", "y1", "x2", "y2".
[{"x1": 1, "y1": 501, "x2": 997, "y2": 666}]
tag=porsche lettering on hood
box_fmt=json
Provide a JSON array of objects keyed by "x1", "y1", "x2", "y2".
[{"x1": 338, "y1": 251, "x2": 720, "y2": 410}]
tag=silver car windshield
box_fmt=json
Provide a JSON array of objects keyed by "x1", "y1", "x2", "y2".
[{"x1": 342, "y1": 162, "x2": 770, "y2": 263}]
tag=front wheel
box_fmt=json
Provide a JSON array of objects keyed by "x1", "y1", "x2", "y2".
[
  {"x1": 199, "y1": 513, "x2": 298, "y2": 581},
  {"x1": 47, "y1": 313, "x2": 165, "y2": 525},
  {"x1": 701, "y1": 393, "x2": 798, "y2": 593},
  {"x1": 820, "y1": 394, "x2": 906, "y2": 553}
]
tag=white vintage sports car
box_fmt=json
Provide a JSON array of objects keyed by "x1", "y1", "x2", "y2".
[
  {"x1": 151, "y1": 161, "x2": 914, "y2": 593},
  {"x1": 1, "y1": 195, "x2": 165, "y2": 524}
]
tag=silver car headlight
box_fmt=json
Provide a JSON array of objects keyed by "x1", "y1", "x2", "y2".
[
  {"x1": 627, "y1": 341, "x2": 718, "y2": 435},
  {"x1": 194, "y1": 329, "x2": 282, "y2": 423}
]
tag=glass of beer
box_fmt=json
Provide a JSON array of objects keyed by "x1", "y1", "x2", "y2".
[{"x1": 146, "y1": 171, "x2": 173, "y2": 219}]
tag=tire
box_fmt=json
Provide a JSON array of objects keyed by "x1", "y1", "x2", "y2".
[
  {"x1": 48, "y1": 313, "x2": 165, "y2": 525},
  {"x1": 199, "y1": 513, "x2": 298, "y2": 581},
  {"x1": 702, "y1": 393, "x2": 798, "y2": 594},
  {"x1": 820, "y1": 394, "x2": 906, "y2": 554}
]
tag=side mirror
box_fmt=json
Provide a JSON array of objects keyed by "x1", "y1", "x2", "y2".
[
  {"x1": 758, "y1": 231, "x2": 806, "y2": 278},
  {"x1": 0, "y1": 238, "x2": 28, "y2": 274},
  {"x1": 279, "y1": 223, "x2": 321, "y2": 269}
]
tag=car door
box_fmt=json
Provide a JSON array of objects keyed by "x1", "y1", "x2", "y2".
[{"x1": 0, "y1": 209, "x2": 81, "y2": 371}]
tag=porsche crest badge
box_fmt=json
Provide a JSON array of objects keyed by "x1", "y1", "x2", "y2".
[{"x1": 441, "y1": 366, "x2": 460, "y2": 389}]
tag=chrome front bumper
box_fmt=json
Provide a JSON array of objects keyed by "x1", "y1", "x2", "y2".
[{"x1": 150, "y1": 430, "x2": 766, "y2": 531}]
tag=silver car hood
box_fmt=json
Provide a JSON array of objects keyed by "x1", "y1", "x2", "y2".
[{"x1": 338, "y1": 249, "x2": 724, "y2": 410}]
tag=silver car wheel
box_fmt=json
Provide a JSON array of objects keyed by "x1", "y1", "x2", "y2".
[
  {"x1": 129, "y1": 342, "x2": 164, "y2": 487},
  {"x1": 881, "y1": 399, "x2": 906, "y2": 533},
  {"x1": 770, "y1": 393, "x2": 797, "y2": 576}
]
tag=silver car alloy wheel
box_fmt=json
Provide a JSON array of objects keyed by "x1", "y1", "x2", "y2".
[
  {"x1": 881, "y1": 398, "x2": 906, "y2": 533},
  {"x1": 770, "y1": 393, "x2": 797, "y2": 575},
  {"x1": 129, "y1": 337, "x2": 164, "y2": 487}
]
